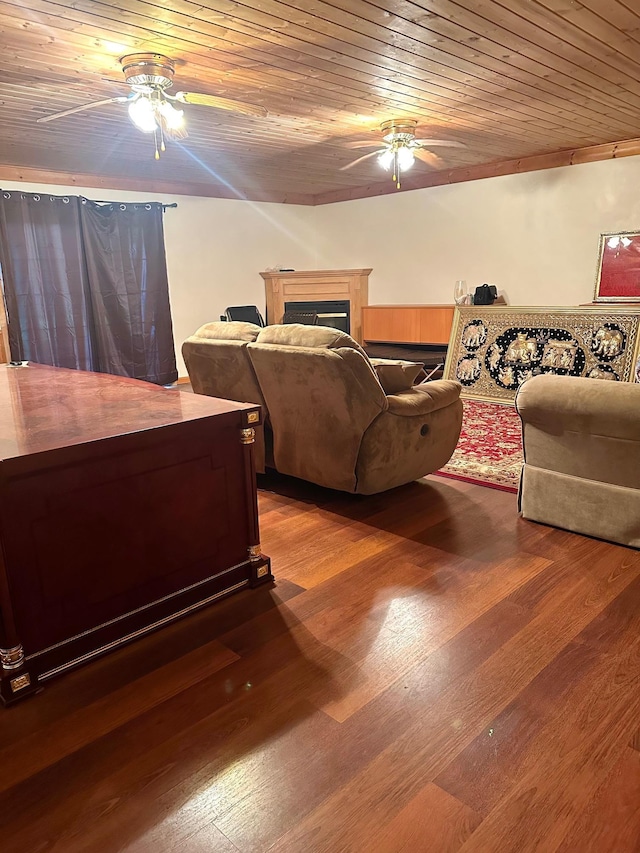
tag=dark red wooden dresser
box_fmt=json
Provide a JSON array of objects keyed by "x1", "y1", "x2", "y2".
[{"x1": 0, "y1": 363, "x2": 271, "y2": 704}]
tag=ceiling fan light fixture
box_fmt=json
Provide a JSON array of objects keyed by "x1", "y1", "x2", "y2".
[
  {"x1": 36, "y1": 51, "x2": 267, "y2": 160},
  {"x1": 128, "y1": 96, "x2": 157, "y2": 133},
  {"x1": 158, "y1": 99, "x2": 184, "y2": 130},
  {"x1": 381, "y1": 118, "x2": 418, "y2": 143},
  {"x1": 378, "y1": 149, "x2": 394, "y2": 170},
  {"x1": 342, "y1": 119, "x2": 464, "y2": 189},
  {"x1": 396, "y1": 146, "x2": 415, "y2": 170}
]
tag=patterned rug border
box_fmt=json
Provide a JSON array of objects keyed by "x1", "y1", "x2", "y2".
[
  {"x1": 435, "y1": 399, "x2": 523, "y2": 493},
  {"x1": 433, "y1": 469, "x2": 519, "y2": 493}
]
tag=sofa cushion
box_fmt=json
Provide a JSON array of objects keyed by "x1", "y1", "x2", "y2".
[
  {"x1": 192, "y1": 321, "x2": 261, "y2": 342},
  {"x1": 256, "y1": 323, "x2": 367, "y2": 355},
  {"x1": 369, "y1": 358, "x2": 426, "y2": 393}
]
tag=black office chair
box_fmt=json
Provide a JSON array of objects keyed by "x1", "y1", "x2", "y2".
[
  {"x1": 223, "y1": 305, "x2": 266, "y2": 326},
  {"x1": 282, "y1": 311, "x2": 319, "y2": 325}
]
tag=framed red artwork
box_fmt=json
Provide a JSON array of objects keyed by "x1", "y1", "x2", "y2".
[{"x1": 594, "y1": 230, "x2": 640, "y2": 302}]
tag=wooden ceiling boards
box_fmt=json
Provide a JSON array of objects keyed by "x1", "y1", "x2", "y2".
[{"x1": 1, "y1": 0, "x2": 640, "y2": 203}]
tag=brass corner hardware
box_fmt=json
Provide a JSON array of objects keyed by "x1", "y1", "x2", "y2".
[
  {"x1": 10, "y1": 673, "x2": 31, "y2": 693},
  {"x1": 240, "y1": 427, "x2": 256, "y2": 445},
  {"x1": 1, "y1": 644, "x2": 24, "y2": 671}
]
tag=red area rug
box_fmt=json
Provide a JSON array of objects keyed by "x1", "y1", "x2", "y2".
[{"x1": 435, "y1": 400, "x2": 523, "y2": 492}]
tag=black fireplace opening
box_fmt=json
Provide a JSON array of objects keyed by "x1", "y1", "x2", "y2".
[{"x1": 284, "y1": 300, "x2": 350, "y2": 334}]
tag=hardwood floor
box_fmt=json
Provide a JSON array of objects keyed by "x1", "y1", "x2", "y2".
[{"x1": 1, "y1": 473, "x2": 639, "y2": 852}]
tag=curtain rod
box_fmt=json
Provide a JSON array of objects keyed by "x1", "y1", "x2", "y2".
[{"x1": 91, "y1": 200, "x2": 178, "y2": 210}]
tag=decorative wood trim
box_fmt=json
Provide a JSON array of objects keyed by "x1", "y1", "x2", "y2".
[
  {"x1": 0, "y1": 144, "x2": 635, "y2": 208},
  {"x1": 311, "y1": 137, "x2": 640, "y2": 206},
  {"x1": 0, "y1": 165, "x2": 316, "y2": 206},
  {"x1": 4, "y1": 137, "x2": 640, "y2": 208},
  {"x1": 261, "y1": 269, "x2": 372, "y2": 343}
]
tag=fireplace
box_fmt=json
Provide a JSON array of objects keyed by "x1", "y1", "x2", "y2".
[
  {"x1": 260, "y1": 269, "x2": 372, "y2": 343},
  {"x1": 285, "y1": 300, "x2": 350, "y2": 334}
]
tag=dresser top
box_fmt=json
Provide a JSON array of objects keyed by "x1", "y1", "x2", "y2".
[{"x1": 0, "y1": 364, "x2": 255, "y2": 461}]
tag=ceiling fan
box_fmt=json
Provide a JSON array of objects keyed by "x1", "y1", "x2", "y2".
[
  {"x1": 36, "y1": 53, "x2": 268, "y2": 159},
  {"x1": 341, "y1": 119, "x2": 465, "y2": 189}
]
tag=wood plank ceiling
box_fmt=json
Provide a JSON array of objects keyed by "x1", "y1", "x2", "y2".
[{"x1": 1, "y1": 0, "x2": 640, "y2": 204}]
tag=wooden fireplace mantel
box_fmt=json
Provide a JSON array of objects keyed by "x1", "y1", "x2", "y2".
[{"x1": 260, "y1": 269, "x2": 372, "y2": 343}]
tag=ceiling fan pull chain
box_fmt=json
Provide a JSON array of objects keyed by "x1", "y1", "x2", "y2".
[{"x1": 154, "y1": 127, "x2": 160, "y2": 160}]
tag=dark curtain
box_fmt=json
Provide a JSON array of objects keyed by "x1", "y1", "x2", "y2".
[
  {"x1": 0, "y1": 190, "x2": 177, "y2": 385},
  {"x1": 79, "y1": 199, "x2": 177, "y2": 385},
  {"x1": 0, "y1": 191, "x2": 95, "y2": 370}
]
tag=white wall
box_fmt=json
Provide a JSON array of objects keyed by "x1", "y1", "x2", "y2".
[
  {"x1": 1, "y1": 181, "x2": 317, "y2": 375},
  {"x1": 6, "y1": 155, "x2": 640, "y2": 375},
  {"x1": 313, "y1": 156, "x2": 640, "y2": 308}
]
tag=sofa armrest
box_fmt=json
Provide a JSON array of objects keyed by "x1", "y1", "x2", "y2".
[
  {"x1": 386, "y1": 380, "x2": 461, "y2": 416},
  {"x1": 369, "y1": 358, "x2": 427, "y2": 393},
  {"x1": 516, "y1": 374, "x2": 640, "y2": 441}
]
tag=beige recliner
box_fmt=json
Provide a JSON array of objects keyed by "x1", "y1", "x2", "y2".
[
  {"x1": 182, "y1": 321, "x2": 271, "y2": 472},
  {"x1": 516, "y1": 373, "x2": 640, "y2": 548},
  {"x1": 247, "y1": 324, "x2": 462, "y2": 494},
  {"x1": 183, "y1": 322, "x2": 462, "y2": 494}
]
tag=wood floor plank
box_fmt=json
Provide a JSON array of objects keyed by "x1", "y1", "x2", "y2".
[
  {"x1": 435, "y1": 570, "x2": 640, "y2": 816},
  {"x1": 457, "y1": 632, "x2": 640, "y2": 852},
  {"x1": 555, "y1": 747, "x2": 640, "y2": 853},
  {"x1": 268, "y1": 544, "x2": 640, "y2": 851},
  {"x1": 0, "y1": 640, "x2": 240, "y2": 795},
  {"x1": 371, "y1": 783, "x2": 482, "y2": 853},
  {"x1": 0, "y1": 577, "x2": 304, "y2": 753},
  {"x1": 124, "y1": 821, "x2": 240, "y2": 853},
  {"x1": 0, "y1": 475, "x2": 638, "y2": 853},
  {"x1": 433, "y1": 639, "x2": 600, "y2": 816}
]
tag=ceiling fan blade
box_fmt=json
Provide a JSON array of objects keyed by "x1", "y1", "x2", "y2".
[
  {"x1": 36, "y1": 96, "x2": 130, "y2": 123},
  {"x1": 174, "y1": 92, "x2": 267, "y2": 118},
  {"x1": 344, "y1": 140, "x2": 384, "y2": 149},
  {"x1": 340, "y1": 149, "x2": 383, "y2": 171},
  {"x1": 413, "y1": 148, "x2": 445, "y2": 168},
  {"x1": 413, "y1": 138, "x2": 465, "y2": 148}
]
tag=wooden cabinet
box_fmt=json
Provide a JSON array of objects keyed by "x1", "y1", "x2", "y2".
[
  {"x1": 362, "y1": 305, "x2": 455, "y2": 346},
  {"x1": 0, "y1": 364, "x2": 271, "y2": 704}
]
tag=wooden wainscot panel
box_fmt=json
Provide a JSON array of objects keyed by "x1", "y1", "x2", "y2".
[
  {"x1": 362, "y1": 305, "x2": 455, "y2": 346},
  {"x1": 419, "y1": 307, "x2": 456, "y2": 345},
  {"x1": 362, "y1": 306, "x2": 422, "y2": 344}
]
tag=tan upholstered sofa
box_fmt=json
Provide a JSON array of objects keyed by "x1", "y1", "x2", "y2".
[
  {"x1": 516, "y1": 373, "x2": 640, "y2": 548},
  {"x1": 183, "y1": 322, "x2": 463, "y2": 494},
  {"x1": 181, "y1": 320, "x2": 270, "y2": 472}
]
